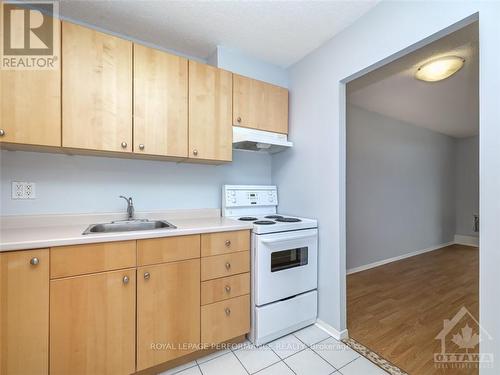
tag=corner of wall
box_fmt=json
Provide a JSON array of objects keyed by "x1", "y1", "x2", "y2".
[{"x1": 214, "y1": 45, "x2": 289, "y2": 88}]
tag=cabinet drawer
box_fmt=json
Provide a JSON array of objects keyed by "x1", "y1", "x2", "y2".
[
  {"x1": 50, "y1": 241, "x2": 136, "y2": 278},
  {"x1": 201, "y1": 251, "x2": 249, "y2": 281},
  {"x1": 201, "y1": 295, "x2": 250, "y2": 344},
  {"x1": 137, "y1": 235, "x2": 200, "y2": 266},
  {"x1": 201, "y1": 230, "x2": 250, "y2": 256},
  {"x1": 201, "y1": 273, "x2": 250, "y2": 305}
]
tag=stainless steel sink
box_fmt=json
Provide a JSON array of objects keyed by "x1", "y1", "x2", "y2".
[{"x1": 82, "y1": 219, "x2": 176, "y2": 235}]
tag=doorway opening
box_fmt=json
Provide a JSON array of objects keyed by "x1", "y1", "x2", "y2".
[{"x1": 345, "y1": 21, "x2": 479, "y2": 375}]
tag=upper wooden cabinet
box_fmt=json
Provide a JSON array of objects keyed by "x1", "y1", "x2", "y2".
[
  {"x1": 134, "y1": 44, "x2": 188, "y2": 157},
  {"x1": 62, "y1": 22, "x2": 132, "y2": 152},
  {"x1": 0, "y1": 249, "x2": 49, "y2": 375},
  {"x1": 1, "y1": 17, "x2": 289, "y2": 162},
  {"x1": 188, "y1": 61, "x2": 232, "y2": 162},
  {"x1": 0, "y1": 18, "x2": 61, "y2": 146},
  {"x1": 233, "y1": 74, "x2": 288, "y2": 134}
]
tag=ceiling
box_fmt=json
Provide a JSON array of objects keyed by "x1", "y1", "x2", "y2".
[
  {"x1": 348, "y1": 22, "x2": 479, "y2": 139},
  {"x1": 57, "y1": 0, "x2": 379, "y2": 67}
]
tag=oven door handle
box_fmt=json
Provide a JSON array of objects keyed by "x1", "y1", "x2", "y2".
[{"x1": 259, "y1": 232, "x2": 317, "y2": 244}]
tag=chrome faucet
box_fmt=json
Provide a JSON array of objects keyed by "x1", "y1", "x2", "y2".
[{"x1": 119, "y1": 195, "x2": 134, "y2": 220}]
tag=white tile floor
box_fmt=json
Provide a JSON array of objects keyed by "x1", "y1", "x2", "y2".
[{"x1": 158, "y1": 324, "x2": 390, "y2": 375}]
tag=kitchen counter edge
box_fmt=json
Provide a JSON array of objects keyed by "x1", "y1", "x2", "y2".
[{"x1": 0, "y1": 218, "x2": 253, "y2": 252}]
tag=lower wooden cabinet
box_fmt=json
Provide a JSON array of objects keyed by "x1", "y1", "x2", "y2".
[
  {"x1": 137, "y1": 259, "x2": 201, "y2": 370},
  {"x1": 0, "y1": 249, "x2": 49, "y2": 375},
  {"x1": 49, "y1": 269, "x2": 136, "y2": 375},
  {"x1": 201, "y1": 273, "x2": 250, "y2": 305},
  {"x1": 201, "y1": 295, "x2": 250, "y2": 344},
  {"x1": 201, "y1": 251, "x2": 250, "y2": 281},
  {"x1": 2, "y1": 231, "x2": 251, "y2": 374}
]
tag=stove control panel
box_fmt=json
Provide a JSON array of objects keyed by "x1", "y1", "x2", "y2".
[{"x1": 223, "y1": 185, "x2": 278, "y2": 207}]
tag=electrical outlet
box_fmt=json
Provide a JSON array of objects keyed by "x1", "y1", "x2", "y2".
[
  {"x1": 11, "y1": 181, "x2": 37, "y2": 199},
  {"x1": 25, "y1": 182, "x2": 36, "y2": 199},
  {"x1": 12, "y1": 181, "x2": 24, "y2": 199}
]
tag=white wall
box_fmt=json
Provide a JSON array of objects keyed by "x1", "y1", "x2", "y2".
[
  {"x1": 346, "y1": 105, "x2": 456, "y2": 270},
  {"x1": 0, "y1": 150, "x2": 271, "y2": 215},
  {"x1": 273, "y1": 1, "x2": 500, "y2": 369},
  {"x1": 455, "y1": 136, "x2": 479, "y2": 237},
  {"x1": 210, "y1": 45, "x2": 289, "y2": 88}
]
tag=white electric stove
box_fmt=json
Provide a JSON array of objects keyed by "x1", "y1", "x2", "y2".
[{"x1": 222, "y1": 185, "x2": 318, "y2": 346}]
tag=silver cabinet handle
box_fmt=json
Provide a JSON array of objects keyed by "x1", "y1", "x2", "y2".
[
  {"x1": 192, "y1": 149, "x2": 198, "y2": 156},
  {"x1": 30, "y1": 257, "x2": 39, "y2": 266},
  {"x1": 225, "y1": 285, "x2": 231, "y2": 293},
  {"x1": 139, "y1": 144, "x2": 145, "y2": 150},
  {"x1": 225, "y1": 240, "x2": 231, "y2": 247},
  {"x1": 123, "y1": 275, "x2": 129, "y2": 284},
  {"x1": 144, "y1": 272, "x2": 150, "y2": 280},
  {"x1": 225, "y1": 307, "x2": 231, "y2": 316},
  {"x1": 121, "y1": 142, "x2": 127, "y2": 149},
  {"x1": 225, "y1": 262, "x2": 231, "y2": 270},
  {"x1": 0, "y1": 129, "x2": 5, "y2": 137}
]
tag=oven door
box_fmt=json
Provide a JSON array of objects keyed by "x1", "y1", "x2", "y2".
[{"x1": 254, "y1": 228, "x2": 318, "y2": 306}]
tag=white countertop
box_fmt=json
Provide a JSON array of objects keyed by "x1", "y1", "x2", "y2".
[{"x1": 0, "y1": 210, "x2": 253, "y2": 252}]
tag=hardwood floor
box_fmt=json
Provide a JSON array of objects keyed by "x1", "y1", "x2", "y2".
[{"x1": 347, "y1": 245, "x2": 479, "y2": 375}]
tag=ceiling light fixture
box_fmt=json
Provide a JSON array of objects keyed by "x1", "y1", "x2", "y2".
[{"x1": 415, "y1": 56, "x2": 465, "y2": 82}]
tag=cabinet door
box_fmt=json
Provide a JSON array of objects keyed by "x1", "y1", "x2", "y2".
[
  {"x1": 0, "y1": 249, "x2": 49, "y2": 375},
  {"x1": 50, "y1": 269, "x2": 135, "y2": 375},
  {"x1": 137, "y1": 259, "x2": 200, "y2": 370},
  {"x1": 188, "y1": 61, "x2": 232, "y2": 162},
  {"x1": 62, "y1": 22, "x2": 132, "y2": 152},
  {"x1": 0, "y1": 17, "x2": 60, "y2": 146},
  {"x1": 233, "y1": 74, "x2": 288, "y2": 134},
  {"x1": 134, "y1": 44, "x2": 188, "y2": 157}
]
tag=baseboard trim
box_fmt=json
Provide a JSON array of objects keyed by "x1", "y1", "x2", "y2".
[
  {"x1": 315, "y1": 319, "x2": 349, "y2": 341},
  {"x1": 346, "y1": 241, "x2": 455, "y2": 275},
  {"x1": 454, "y1": 234, "x2": 479, "y2": 247}
]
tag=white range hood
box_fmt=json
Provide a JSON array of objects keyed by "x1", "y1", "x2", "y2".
[{"x1": 232, "y1": 126, "x2": 293, "y2": 154}]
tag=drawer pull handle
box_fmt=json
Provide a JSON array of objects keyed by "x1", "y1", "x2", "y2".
[
  {"x1": 30, "y1": 257, "x2": 39, "y2": 266},
  {"x1": 121, "y1": 141, "x2": 128, "y2": 149},
  {"x1": 225, "y1": 308, "x2": 231, "y2": 316},
  {"x1": 225, "y1": 262, "x2": 231, "y2": 270},
  {"x1": 144, "y1": 272, "x2": 150, "y2": 280},
  {"x1": 225, "y1": 240, "x2": 231, "y2": 247},
  {"x1": 123, "y1": 276, "x2": 129, "y2": 284},
  {"x1": 225, "y1": 285, "x2": 231, "y2": 293}
]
